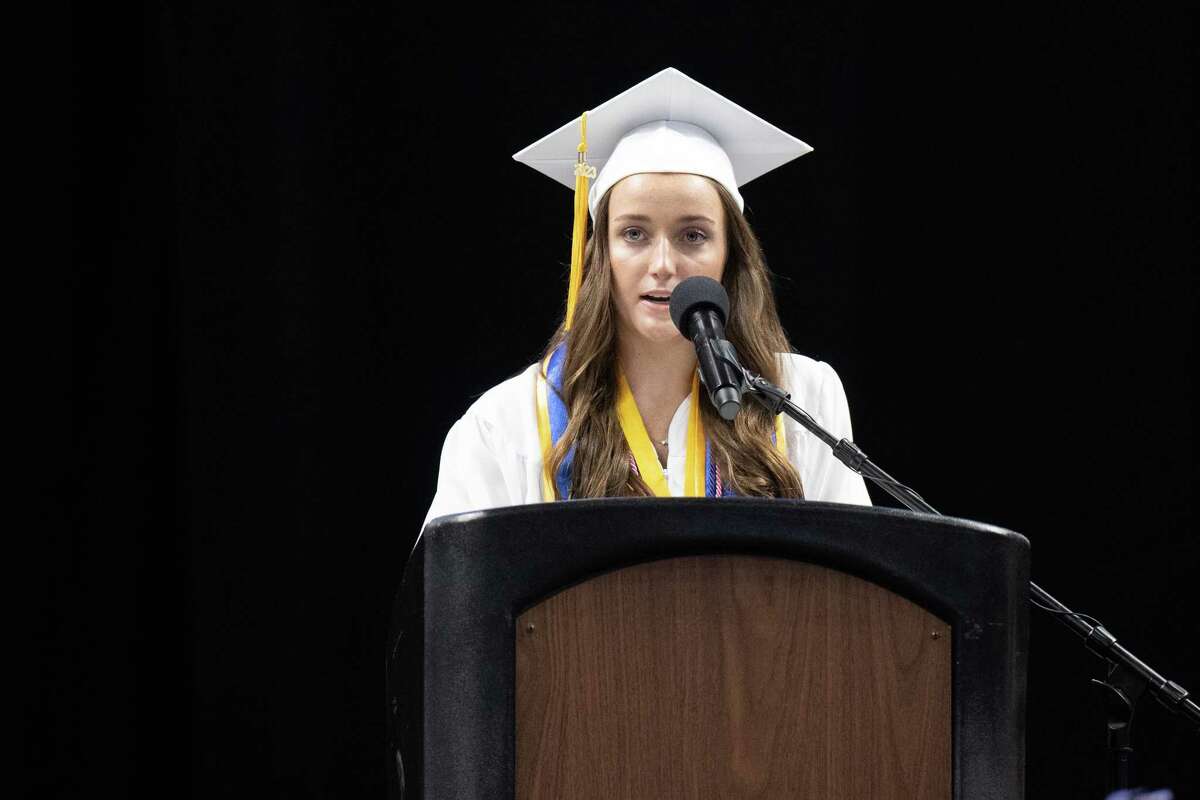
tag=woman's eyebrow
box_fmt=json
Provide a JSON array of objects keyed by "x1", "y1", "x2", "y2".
[{"x1": 613, "y1": 213, "x2": 717, "y2": 224}]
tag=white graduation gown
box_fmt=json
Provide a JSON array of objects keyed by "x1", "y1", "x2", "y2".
[{"x1": 422, "y1": 353, "x2": 872, "y2": 529}]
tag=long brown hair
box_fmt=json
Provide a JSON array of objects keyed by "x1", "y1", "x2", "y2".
[{"x1": 541, "y1": 177, "x2": 804, "y2": 499}]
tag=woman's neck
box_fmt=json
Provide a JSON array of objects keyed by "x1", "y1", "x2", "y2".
[{"x1": 617, "y1": 335, "x2": 697, "y2": 438}]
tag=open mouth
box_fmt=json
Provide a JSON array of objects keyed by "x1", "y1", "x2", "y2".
[{"x1": 640, "y1": 293, "x2": 671, "y2": 305}]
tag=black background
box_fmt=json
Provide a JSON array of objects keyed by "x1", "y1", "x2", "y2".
[{"x1": 46, "y1": 2, "x2": 1195, "y2": 797}]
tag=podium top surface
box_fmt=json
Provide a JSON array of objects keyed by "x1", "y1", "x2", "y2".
[
  {"x1": 412, "y1": 498, "x2": 1028, "y2": 624},
  {"x1": 424, "y1": 497, "x2": 1022, "y2": 541}
]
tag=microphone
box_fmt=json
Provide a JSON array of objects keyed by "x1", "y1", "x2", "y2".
[{"x1": 669, "y1": 276, "x2": 745, "y2": 421}]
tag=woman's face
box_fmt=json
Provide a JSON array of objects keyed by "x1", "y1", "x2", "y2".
[{"x1": 607, "y1": 172, "x2": 727, "y2": 346}]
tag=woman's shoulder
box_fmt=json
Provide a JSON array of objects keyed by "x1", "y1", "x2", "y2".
[
  {"x1": 450, "y1": 360, "x2": 542, "y2": 445},
  {"x1": 774, "y1": 351, "x2": 842, "y2": 393}
]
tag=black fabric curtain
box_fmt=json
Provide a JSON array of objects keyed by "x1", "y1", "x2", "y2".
[{"x1": 46, "y1": 3, "x2": 1195, "y2": 797}]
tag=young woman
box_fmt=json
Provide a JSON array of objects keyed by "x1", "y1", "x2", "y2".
[{"x1": 423, "y1": 69, "x2": 871, "y2": 527}]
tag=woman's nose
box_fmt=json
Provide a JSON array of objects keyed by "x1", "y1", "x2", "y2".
[{"x1": 648, "y1": 236, "x2": 677, "y2": 279}]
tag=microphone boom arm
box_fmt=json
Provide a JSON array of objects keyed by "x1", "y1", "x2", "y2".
[{"x1": 733, "y1": 359, "x2": 1200, "y2": 732}]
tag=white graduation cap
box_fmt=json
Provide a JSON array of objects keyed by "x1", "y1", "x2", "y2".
[
  {"x1": 512, "y1": 67, "x2": 813, "y2": 219},
  {"x1": 512, "y1": 67, "x2": 812, "y2": 329}
]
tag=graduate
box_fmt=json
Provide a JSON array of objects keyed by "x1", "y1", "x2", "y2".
[{"x1": 423, "y1": 67, "x2": 871, "y2": 528}]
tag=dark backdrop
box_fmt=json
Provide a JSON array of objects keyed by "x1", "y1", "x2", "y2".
[{"x1": 47, "y1": 2, "x2": 1195, "y2": 797}]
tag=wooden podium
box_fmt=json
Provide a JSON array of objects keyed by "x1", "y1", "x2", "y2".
[{"x1": 387, "y1": 499, "x2": 1028, "y2": 799}]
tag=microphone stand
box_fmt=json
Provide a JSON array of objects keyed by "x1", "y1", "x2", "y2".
[{"x1": 736, "y1": 365, "x2": 1200, "y2": 791}]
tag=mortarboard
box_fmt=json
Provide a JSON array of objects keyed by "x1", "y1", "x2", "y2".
[{"x1": 513, "y1": 67, "x2": 813, "y2": 330}]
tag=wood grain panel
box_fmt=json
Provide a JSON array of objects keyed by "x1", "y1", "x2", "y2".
[{"x1": 515, "y1": 555, "x2": 950, "y2": 799}]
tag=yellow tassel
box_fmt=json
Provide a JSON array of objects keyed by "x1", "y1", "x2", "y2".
[{"x1": 565, "y1": 113, "x2": 595, "y2": 330}]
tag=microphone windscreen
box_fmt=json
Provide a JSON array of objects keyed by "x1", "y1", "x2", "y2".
[{"x1": 669, "y1": 276, "x2": 730, "y2": 336}]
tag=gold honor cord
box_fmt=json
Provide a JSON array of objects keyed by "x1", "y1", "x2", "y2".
[
  {"x1": 542, "y1": 363, "x2": 789, "y2": 501},
  {"x1": 683, "y1": 371, "x2": 706, "y2": 496},
  {"x1": 565, "y1": 112, "x2": 595, "y2": 330},
  {"x1": 535, "y1": 352, "x2": 556, "y2": 501},
  {"x1": 616, "y1": 369, "x2": 708, "y2": 497}
]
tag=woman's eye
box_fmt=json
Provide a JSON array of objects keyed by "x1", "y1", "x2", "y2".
[{"x1": 621, "y1": 228, "x2": 707, "y2": 243}]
